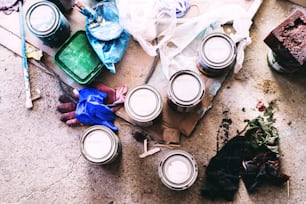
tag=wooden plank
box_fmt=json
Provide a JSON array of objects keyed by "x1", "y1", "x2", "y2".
[
  {"x1": 0, "y1": 25, "x2": 82, "y2": 88},
  {"x1": 0, "y1": 0, "x2": 256, "y2": 138}
]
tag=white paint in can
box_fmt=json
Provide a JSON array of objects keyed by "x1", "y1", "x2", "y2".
[
  {"x1": 168, "y1": 70, "x2": 205, "y2": 112},
  {"x1": 198, "y1": 32, "x2": 236, "y2": 77},
  {"x1": 80, "y1": 125, "x2": 121, "y2": 165},
  {"x1": 158, "y1": 150, "x2": 198, "y2": 191},
  {"x1": 125, "y1": 84, "x2": 163, "y2": 127}
]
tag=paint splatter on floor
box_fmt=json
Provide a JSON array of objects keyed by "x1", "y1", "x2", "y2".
[{"x1": 216, "y1": 108, "x2": 232, "y2": 151}]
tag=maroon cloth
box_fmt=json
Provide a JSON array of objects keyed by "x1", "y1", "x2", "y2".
[{"x1": 0, "y1": 0, "x2": 21, "y2": 15}]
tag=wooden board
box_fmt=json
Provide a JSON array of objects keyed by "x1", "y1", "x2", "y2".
[{"x1": 0, "y1": 0, "x2": 255, "y2": 138}]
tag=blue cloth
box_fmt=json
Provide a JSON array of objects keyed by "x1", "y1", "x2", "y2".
[
  {"x1": 75, "y1": 88, "x2": 118, "y2": 132},
  {"x1": 81, "y1": 1, "x2": 130, "y2": 74},
  {"x1": 86, "y1": 29, "x2": 130, "y2": 74},
  {"x1": 175, "y1": 0, "x2": 190, "y2": 18}
]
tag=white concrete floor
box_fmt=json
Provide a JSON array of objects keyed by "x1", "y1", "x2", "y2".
[{"x1": 0, "y1": 0, "x2": 306, "y2": 203}]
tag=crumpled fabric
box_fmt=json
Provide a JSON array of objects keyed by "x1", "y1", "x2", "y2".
[
  {"x1": 200, "y1": 135, "x2": 256, "y2": 201},
  {"x1": 159, "y1": 3, "x2": 253, "y2": 79},
  {"x1": 116, "y1": 0, "x2": 177, "y2": 56},
  {"x1": 247, "y1": 116, "x2": 280, "y2": 154},
  {"x1": 201, "y1": 106, "x2": 289, "y2": 201},
  {"x1": 175, "y1": 0, "x2": 190, "y2": 18},
  {"x1": 80, "y1": 1, "x2": 130, "y2": 73},
  {"x1": 0, "y1": 0, "x2": 20, "y2": 15},
  {"x1": 242, "y1": 151, "x2": 290, "y2": 193},
  {"x1": 75, "y1": 88, "x2": 118, "y2": 132},
  {"x1": 201, "y1": 133, "x2": 289, "y2": 201}
]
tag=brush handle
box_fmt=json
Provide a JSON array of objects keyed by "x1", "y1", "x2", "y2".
[
  {"x1": 19, "y1": 0, "x2": 33, "y2": 109},
  {"x1": 23, "y1": 65, "x2": 33, "y2": 109}
]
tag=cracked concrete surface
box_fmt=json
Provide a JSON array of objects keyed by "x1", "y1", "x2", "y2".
[{"x1": 0, "y1": 0, "x2": 306, "y2": 203}]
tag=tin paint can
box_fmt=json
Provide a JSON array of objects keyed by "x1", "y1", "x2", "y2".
[
  {"x1": 267, "y1": 48, "x2": 301, "y2": 74},
  {"x1": 80, "y1": 125, "x2": 121, "y2": 165},
  {"x1": 197, "y1": 32, "x2": 237, "y2": 77},
  {"x1": 158, "y1": 150, "x2": 198, "y2": 191},
  {"x1": 25, "y1": 1, "x2": 71, "y2": 47},
  {"x1": 125, "y1": 84, "x2": 163, "y2": 127},
  {"x1": 47, "y1": 0, "x2": 74, "y2": 13},
  {"x1": 168, "y1": 70, "x2": 205, "y2": 113}
]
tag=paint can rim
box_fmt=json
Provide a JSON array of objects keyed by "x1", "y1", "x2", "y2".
[
  {"x1": 80, "y1": 125, "x2": 120, "y2": 164},
  {"x1": 125, "y1": 84, "x2": 163, "y2": 124},
  {"x1": 199, "y1": 32, "x2": 236, "y2": 70},
  {"x1": 158, "y1": 150, "x2": 198, "y2": 190},
  {"x1": 25, "y1": 1, "x2": 60, "y2": 36},
  {"x1": 168, "y1": 70, "x2": 205, "y2": 107}
]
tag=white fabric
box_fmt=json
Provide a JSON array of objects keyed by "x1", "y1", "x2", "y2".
[
  {"x1": 117, "y1": 1, "x2": 253, "y2": 79},
  {"x1": 159, "y1": 4, "x2": 252, "y2": 79}
]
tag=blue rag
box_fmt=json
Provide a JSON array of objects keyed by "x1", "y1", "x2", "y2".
[
  {"x1": 75, "y1": 88, "x2": 118, "y2": 132},
  {"x1": 80, "y1": 1, "x2": 130, "y2": 74}
]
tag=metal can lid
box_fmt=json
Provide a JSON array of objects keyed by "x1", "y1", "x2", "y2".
[
  {"x1": 125, "y1": 85, "x2": 163, "y2": 123},
  {"x1": 80, "y1": 125, "x2": 118, "y2": 164},
  {"x1": 26, "y1": 1, "x2": 59, "y2": 35},
  {"x1": 159, "y1": 150, "x2": 198, "y2": 190},
  {"x1": 169, "y1": 70, "x2": 204, "y2": 106},
  {"x1": 200, "y1": 32, "x2": 236, "y2": 69}
]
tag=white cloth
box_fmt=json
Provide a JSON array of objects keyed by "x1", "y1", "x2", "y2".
[
  {"x1": 117, "y1": 0, "x2": 253, "y2": 79},
  {"x1": 159, "y1": 4, "x2": 253, "y2": 79}
]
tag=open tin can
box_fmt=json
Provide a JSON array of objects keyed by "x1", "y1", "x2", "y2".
[
  {"x1": 80, "y1": 125, "x2": 121, "y2": 165},
  {"x1": 25, "y1": 1, "x2": 71, "y2": 47},
  {"x1": 168, "y1": 70, "x2": 205, "y2": 113},
  {"x1": 267, "y1": 48, "x2": 301, "y2": 74},
  {"x1": 158, "y1": 150, "x2": 198, "y2": 191},
  {"x1": 125, "y1": 84, "x2": 163, "y2": 127},
  {"x1": 197, "y1": 32, "x2": 237, "y2": 77}
]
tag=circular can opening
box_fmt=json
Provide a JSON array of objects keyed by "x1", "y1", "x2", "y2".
[
  {"x1": 26, "y1": 1, "x2": 59, "y2": 36},
  {"x1": 199, "y1": 32, "x2": 236, "y2": 71},
  {"x1": 168, "y1": 70, "x2": 205, "y2": 111},
  {"x1": 80, "y1": 125, "x2": 120, "y2": 165},
  {"x1": 125, "y1": 84, "x2": 163, "y2": 125},
  {"x1": 158, "y1": 150, "x2": 198, "y2": 191}
]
